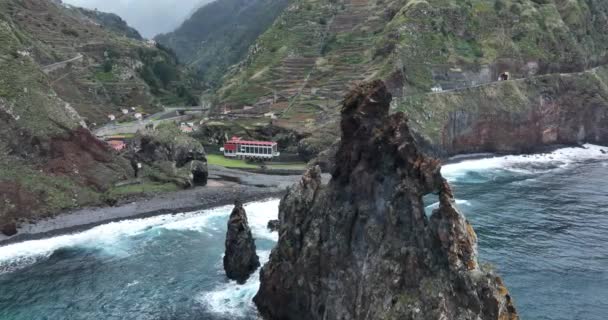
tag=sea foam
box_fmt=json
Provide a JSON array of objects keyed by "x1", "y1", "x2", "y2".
[
  {"x1": 194, "y1": 200, "x2": 279, "y2": 318},
  {"x1": 442, "y1": 144, "x2": 608, "y2": 181},
  {"x1": 0, "y1": 199, "x2": 280, "y2": 274},
  {"x1": 198, "y1": 250, "x2": 272, "y2": 318}
]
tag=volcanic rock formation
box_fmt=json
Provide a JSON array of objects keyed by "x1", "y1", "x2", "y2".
[
  {"x1": 224, "y1": 201, "x2": 260, "y2": 284},
  {"x1": 1, "y1": 222, "x2": 17, "y2": 237},
  {"x1": 267, "y1": 220, "x2": 280, "y2": 232},
  {"x1": 128, "y1": 127, "x2": 208, "y2": 187},
  {"x1": 254, "y1": 80, "x2": 518, "y2": 320}
]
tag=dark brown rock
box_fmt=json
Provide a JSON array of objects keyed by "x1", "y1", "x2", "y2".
[
  {"x1": 267, "y1": 219, "x2": 280, "y2": 232},
  {"x1": 223, "y1": 201, "x2": 260, "y2": 284},
  {"x1": 254, "y1": 80, "x2": 518, "y2": 320},
  {"x1": 1, "y1": 222, "x2": 18, "y2": 237}
]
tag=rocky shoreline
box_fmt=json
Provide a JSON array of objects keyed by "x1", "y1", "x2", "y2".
[
  {"x1": 3, "y1": 140, "x2": 603, "y2": 248},
  {"x1": 0, "y1": 166, "x2": 321, "y2": 247}
]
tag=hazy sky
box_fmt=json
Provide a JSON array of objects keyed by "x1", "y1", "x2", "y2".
[{"x1": 63, "y1": 0, "x2": 211, "y2": 38}]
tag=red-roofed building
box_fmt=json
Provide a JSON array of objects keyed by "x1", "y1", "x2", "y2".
[
  {"x1": 221, "y1": 137, "x2": 280, "y2": 159},
  {"x1": 107, "y1": 140, "x2": 126, "y2": 152}
]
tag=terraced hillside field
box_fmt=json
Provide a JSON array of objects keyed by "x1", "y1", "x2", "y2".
[
  {"x1": 217, "y1": 0, "x2": 608, "y2": 153},
  {"x1": 5, "y1": 0, "x2": 199, "y2": 127},
  {"x1": 0, "y1": 0, "x2": 200, "y2": 228}
]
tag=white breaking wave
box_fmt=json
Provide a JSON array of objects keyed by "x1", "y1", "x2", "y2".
[
  {"x1": 198, "y1": 250, "x2": 272, "y2": 318},
  {"x1": 0, "y1": 199, "x2": 281, "y2": 274},
  {"x1": 425, "y1": 199, "x2": 471, "y2": 211},
  {"x1": 442, "y1": 144, "x2": 608, "y2": 181},
  {"x1": 195, "y1": 200, "x2": 280, "y2": 318},
  {"x1": 245, "y1": 200, "x2": 280, "y2": 242}
]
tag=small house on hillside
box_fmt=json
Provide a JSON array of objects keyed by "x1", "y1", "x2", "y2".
[
  {"x1": 431, "y1": 85, "x2": 443, "y2": 93},
  {"x1": 180, "y1": 122, "x2": 194, "y2": 133},
  {"x1": 107, "y1": 140, "x2": 126, "y2": 151},
  {"x1": 108, "y1": 114, "x2": 116, "y2": 121}
]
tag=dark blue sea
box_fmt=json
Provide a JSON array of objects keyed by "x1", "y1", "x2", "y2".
[{"x1": 1, "y1": 145, "x2": 607, "y2": 320}]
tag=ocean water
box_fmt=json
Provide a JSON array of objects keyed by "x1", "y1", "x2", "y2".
[{"x1": 1, "y1": 144, "x2": 607, "y2": 320}]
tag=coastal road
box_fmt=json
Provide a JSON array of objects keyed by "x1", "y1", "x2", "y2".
[{"x1": 93, "y1": 106, "x2": 209, "y2": 137}]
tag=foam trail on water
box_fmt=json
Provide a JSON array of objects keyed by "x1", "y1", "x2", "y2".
[
  {"x1": 197, "y1": 200, "x2": 280, "y2": 317},
  {"x1": 0, "y1": 215, "x2": 195, "y2": 273},
  {"x1": 0, "y1": 199, "x2": 281, "y2": 274},
  {"x1": 442, "y1": 144, "x2": 608, "y2": 181},
  {"x1": 198, "y1": 250, "x2": 272, "y2": 318},
  {"x1": 425, "y1": 199, "x2": 471, "y2": 211}
]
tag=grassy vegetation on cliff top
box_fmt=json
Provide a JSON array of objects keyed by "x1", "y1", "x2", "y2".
[{"x1": 217, "y1": 0, "x2": 608, "y2": 115}]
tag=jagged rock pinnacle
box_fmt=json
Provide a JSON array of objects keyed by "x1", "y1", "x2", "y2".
[
  {"x1": 223, "y1": 200, "x2": 260, "y2": 284},
  {"x1": 254, "y1": 80, "x2": 518, "y2": 320}
]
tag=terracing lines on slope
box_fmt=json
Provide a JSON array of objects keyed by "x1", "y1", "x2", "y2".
[
  {"x1": 4, "y1": 0, "x2": 198, "y2": 127},
  {"x1": 218, "y1": 0, "x2": 384, "y2": 132},
  {"x1": 216, "y1": 0, "x2": 608, "y2": 157}
]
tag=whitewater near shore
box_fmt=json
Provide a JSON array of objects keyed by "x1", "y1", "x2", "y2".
[
  {"x1": 1, "y1": 144, "x2": 606, "y2": 247},
  {"x1": 0, "y1": 166, "x2": 317, "y2": 246},
  {"x1": 0, "y1": 144, "x2": 607, "y2": 320}
]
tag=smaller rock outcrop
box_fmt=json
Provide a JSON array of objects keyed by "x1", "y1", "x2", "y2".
[
  {"x1": 127, "y1": 126, "x2": 208, "y2": 187},
  {"x1": 1, "y1": 222, "x2": 18, "y2": 237},
  {"x1": 267, "y1": 219, "x2": 280, "y2": 232},
  {"x1": 224, "y1": 201, "x2": 260, "y2": 284}
]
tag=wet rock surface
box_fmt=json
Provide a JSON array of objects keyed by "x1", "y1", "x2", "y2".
[
  {"x1": 1, "y1": 222, "x2": 18, "y2": 237},
  {"x1": 266, "y1": 219, "x2": 280, "y2": 232},
  {"x1": 254, "y1": 80, "x2": 518, "y2": 320},
  {"x1": 223, "y1": 201, "x2": 260, "y2": 284}
]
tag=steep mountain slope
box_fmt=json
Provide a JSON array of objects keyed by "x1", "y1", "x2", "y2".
[
  {"x1": 155, "y1": 0, "x2": 289, "y2": 87},
  {"x1": 6, "y1": 0, "x2": 200, "y2": 127},
  {"x1": 69, "y1": 6, "x2": 143, "y2": 40},
  {"x1": 216, "y1": 0, "x2": 608, "y2": 156},
  {"x1": 0, "y1": 1, "x2": 128, "y2": 229},
  {"x1": 0, "y1": 0, "x2": 200, "y2": 230}
]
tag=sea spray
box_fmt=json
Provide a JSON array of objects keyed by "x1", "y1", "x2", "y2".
[
  {"x1": 442, "y1": 144, "x2": 608, "y2": 181},
  {"x1": 0, "y1": 199, "x2": 280, "y2": 275}
]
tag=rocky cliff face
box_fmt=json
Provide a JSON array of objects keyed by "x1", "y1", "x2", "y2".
[
  {"x1": 130, "y1": 126, "x2": 208, "y2": 187},
  {"x1": 397, "y1": 66, "x2": 608, "y2": 156},
  {"x1": 254, "y1": 81, "x2": 517, "y2": 320},
  {"x1": 224, "y1": 201, "x2": 260, "y2": 284},
  {"x1": 209, "y1": 0, "x2": 608, "y2": 159}
]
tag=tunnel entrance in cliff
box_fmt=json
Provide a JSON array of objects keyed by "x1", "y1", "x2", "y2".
[
  {"x1": 193, "y1": 170, "x2": 208, "y2": 186},
  {"x1": 499, "y1": 72, "x2": 510, "y2": 81}
]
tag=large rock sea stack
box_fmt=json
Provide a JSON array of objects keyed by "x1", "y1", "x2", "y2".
[
  {"x1": 254, "y1": 80, "x2": 518, "y2": 320},
  {"x1": 224, "y1": 201, "x2": 260, "y2": 284}
]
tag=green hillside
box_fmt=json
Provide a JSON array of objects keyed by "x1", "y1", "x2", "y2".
[
  {"x1": 220, "y1": 0, "x2": 608, "y2": 110},
  {"x1": 156, "y1": 0, "x2": 289, "y2": 87},
  {"x1": 0, "y1": 0, "x2": 202, "y2": 227},
  {"x1": 212, "y1": 0, "x2": 608, "y2": 155}
]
